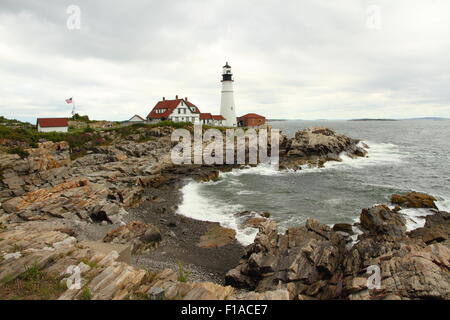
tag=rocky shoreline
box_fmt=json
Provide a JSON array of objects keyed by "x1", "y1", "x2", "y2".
[
  {"x1": 0, "y1": 125, "x2": 448, "y2": 300},
  {"x1": 225, "y1": 194, "x2": 450, "y2": 299}
]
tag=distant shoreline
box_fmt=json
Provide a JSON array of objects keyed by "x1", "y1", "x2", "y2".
[{"x1": 349, "y1": 118, "x2": 398, "y2": 122}]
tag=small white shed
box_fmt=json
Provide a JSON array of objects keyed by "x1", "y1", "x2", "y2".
[{"x1": 37, "y1": 118, "x2": 69, "y2": 133}]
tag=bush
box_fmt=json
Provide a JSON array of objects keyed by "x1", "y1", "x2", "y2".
[
  {"x1": 7, "y1": 147, "x2": 29, "y2": 159},
  {"x1": 177, "y1": 262, "x2": 190, "y2": 283},
  {"x1": 79, "y1": 287, "x2": 92, "y2": 300},
  {"x1": 18, "y1": 263, "x2": 43, "y2": 282},
  {"x1": 71, "y1": 113, "x2": 90, "y2": 122}
]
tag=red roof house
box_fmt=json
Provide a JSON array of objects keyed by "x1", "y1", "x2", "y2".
[
  {"x1": 36, "y1": 118, "x2": 69, "y2": 132},
  {"x1": 237, "y1": 113, "x2": 266, "y2": 127},
  {"x1": 147, "y1": 96, "x2": 201, "y2": 123},
  {"x1": 200, "y1": 113, "x2": 226, "y2": 125}
]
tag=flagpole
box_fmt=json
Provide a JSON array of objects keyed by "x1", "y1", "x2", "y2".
[{"x1": 72, "y1": 97, "x2": 76, "y2": 117}]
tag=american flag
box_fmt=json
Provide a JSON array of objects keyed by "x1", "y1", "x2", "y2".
[{"x1": 65, "y1": 97, "x2": 73, "y2": 104}]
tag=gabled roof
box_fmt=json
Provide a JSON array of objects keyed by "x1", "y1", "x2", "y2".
[
  {"x1": 37, "y1": 118, "x2": 69, "y2": 128},
  {"x1": 128, "y1": 114, "x2": 145, "y2": 121},
  {"x1": 200, "y1": 113, "x2": 213, "y2": 120},
  {"x1": 147, "y1": 98, "x2": 200, "y2": 119},
  {"x1": 212, "y1": 115, "x2": 225, "y2": 120},
  {"x1": 238, "y1": 113, "x2": 265, "y2": 120},
  {"x1": 185, "y1": 100, "x2": 199, "y2": 113}
]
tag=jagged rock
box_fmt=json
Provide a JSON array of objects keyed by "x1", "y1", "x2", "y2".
[
  {"x1": 147, "y1": 287, "x2": 165, "y2": 300},
  {"x1": 333, "y1": 223, "x2": 354, "y2": 235},
  {"x1": 408, "y1": 211, "x2": 450, "y2": 244},
  {"x1": 197, "y1": 225, "x2": 236, "y2": 248},
  {"x1": 360, "y1": 205, "x2": 406, "y2": 237},
  {"x1": 72, "y1": 154, "x2": 112, "y2": 167},
  {"x1": 424, "y1": 211, "x2": 450, "y2": 227},
  {"x1": 103, "y1": 221, "x2": 161, "y2": 252},
  {"x1": 196, "y1": 170, "x2": 220, "y2": 182},
  {"x1": 343, "y1": 237, "x2": 450, "y2": 299},
  {"x1": 227, "y1": 199, "x2": 450, "y2": 300},
  {"x1": 391, "y1": 192, "x2": 437, "y2": 209},
  {"x1": 1, "y1": 179, "x2": 112, "y2": 222},
  {"x1": 286, "y1": 127, "x2": 367, "y2": 159},
  {"x1": 242, "y1": 217, "x2": 267, "y2": 228},
  {"x1": 226, "y1": 219, "x2": 347, "y2": 299}
]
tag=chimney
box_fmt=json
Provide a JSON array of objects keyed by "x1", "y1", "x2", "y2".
[
  {"x1": 176, "y1": 95, "x2": 178, "y2": 99},
  {"x1": 162, "y1": 97, "x2": 165, "y2": 101},
  {"x1": 185, "y1": 97, "x2": 188, "y2": 101}
]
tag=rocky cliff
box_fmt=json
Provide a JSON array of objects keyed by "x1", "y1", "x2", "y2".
[
  {"x1": 279, "y1": 127, "x2": 368, "y2": 169},
  {"x1": 0, "y1": 125, "x2": 447, "y2": 300},
  {"x1": 226, "y1": 193, "x2": 450, "y2": 300}
]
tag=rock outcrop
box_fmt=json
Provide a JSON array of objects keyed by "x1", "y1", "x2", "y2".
[
  {"x1": 226, "y1": 194, "x2": 450, "y2": 300},
  {"x1": 103, "y1": 221, "x2": 162, "y2": 253},
  {"x1": 359, "y1": 205, "x2": 406, "y2": 237},
  {"x1": 197, "y1": 225, "x2": 237, "y2": 248},
  {"x1": 1, "y1": 125, "x2": 447, "y2": 300},
  {"x1": 225, "y1": 219, "x2": 348, "y2": 299},
  {"x1": 391, "y1": 192, "x2": 438, "y2": 209},
  {"x1": 279, "y1": 127, "x2": 368, "y2": 170}
]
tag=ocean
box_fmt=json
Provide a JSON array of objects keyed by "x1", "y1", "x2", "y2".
[{"x1": 177, "y1": 120, "x2": 450, "y2": 245}]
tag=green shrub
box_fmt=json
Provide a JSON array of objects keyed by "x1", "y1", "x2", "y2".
[
  {"x1": 177, "y1": 262, "x2": 190, "y2": 283},
  {"x1": 71, "y1": 113, "x2": 90, "y2": 122},
  {"x1": 18, "y1": 263, "x2": 43, "y2": 282},
  {"x1": 7, "y1": 147, "x2": 29, "y2": 159},
  {"x1": 79, "y1": 287, "x2": 92, "y2": 300}
]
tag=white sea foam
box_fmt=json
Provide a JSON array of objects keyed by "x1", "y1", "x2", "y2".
[
  {"x1": 236, "y1": 190, "x2": 261, "y2": 195},
  {"x1": 399, "y1": 208, "x2": 436, "y2": 231},
  {"x1": 219, "y1": 164, "x2": 280, "y2": 178},
  {"x1": 322, "y1": 141, "x2": 406, "y2": 170},
  {"x1": 177, "y1": 181, "x2": 258, "y2": 245},
  {"x1": 436, "y1": 199, "x2": 450, "y2": 212},
  {"x1": 216, "y1": 141, "x2": 404, "y2": 179}
]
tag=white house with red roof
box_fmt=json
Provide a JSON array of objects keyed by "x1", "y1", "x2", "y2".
[
  {"x1": 199, "y1": 113, "x2": 225, "y2": 126},
  {"x1": 147, "y1": 95, "x2": 226, "y2": 126},
  {"x1": 146, "y1": 96, "x2": 202, "y2": 124},
  {"x1": 212, "y1": 115, "x2": 225, "y2": 126},
  {"x1": 199, "y1": 113, "x2": 213, "y2": 125},
  {"x1": 37, "y1": 118, "x2": 69, "y2": 132}
]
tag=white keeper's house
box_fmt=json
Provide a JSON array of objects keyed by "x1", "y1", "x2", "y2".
[
  {"x1": 36, "y1": 118, "x2": 69, "y2": 132},
  {"x1": 146, "y1": 96, "x2": 201, "y2": 123},
  {"x1": 146, "y1": 95, "x2": 225, "y2": 126}
]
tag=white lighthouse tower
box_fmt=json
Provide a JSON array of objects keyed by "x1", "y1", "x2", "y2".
[{"x1": 220, "y1": 62, "x2": 237, "y2": 127}]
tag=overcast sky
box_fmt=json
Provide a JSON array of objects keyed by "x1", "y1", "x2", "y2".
[{"x1": 1, "y1": 0, "x2": 450, "y2": 122}]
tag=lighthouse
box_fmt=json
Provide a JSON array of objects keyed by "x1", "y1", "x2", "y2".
[{"x1": 220, "y1": 62, "x2": 237, "y2": 127}]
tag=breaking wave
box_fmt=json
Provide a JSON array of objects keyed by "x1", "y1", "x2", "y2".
[{"x1": 176, "y1": 181, "x2": 258, "y2": 245}]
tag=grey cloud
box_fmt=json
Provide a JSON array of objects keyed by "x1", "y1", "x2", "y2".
[{"x1": 0, "y1": 0, "x2": 449, "y2": 121}]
